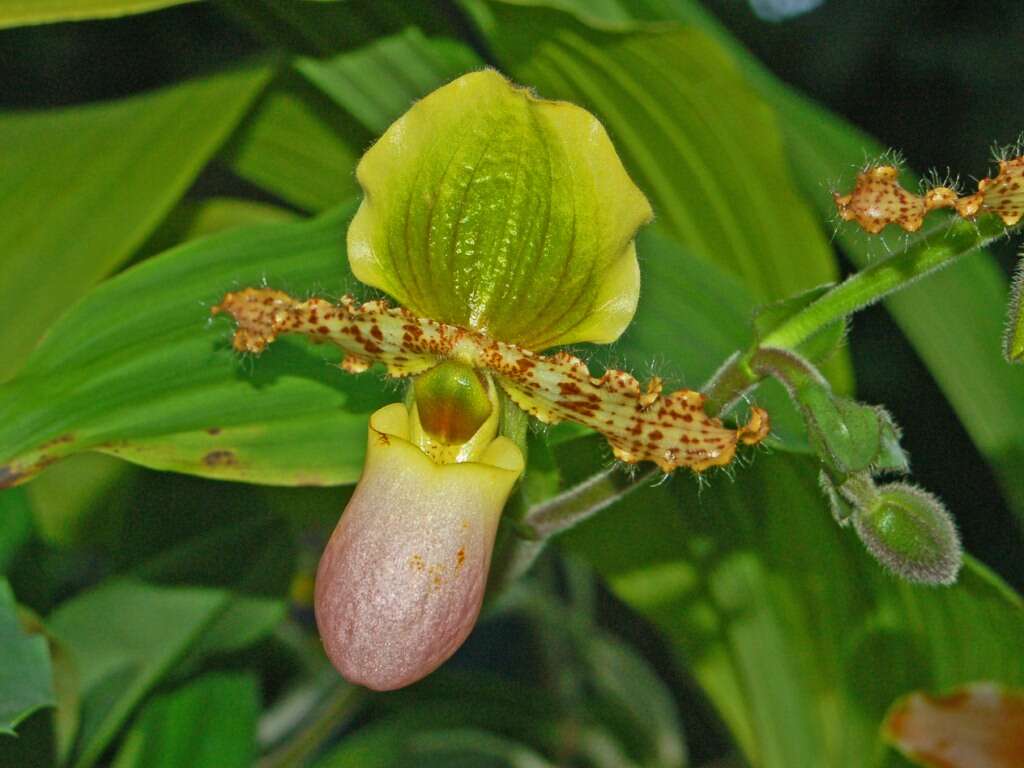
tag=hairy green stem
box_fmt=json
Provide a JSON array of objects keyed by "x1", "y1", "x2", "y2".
[{"x1": 706, "y1": 215, "x2": 1016, "y2": 415}]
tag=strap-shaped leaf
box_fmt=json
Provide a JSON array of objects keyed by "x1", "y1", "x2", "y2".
[
  {"x1": 213, "y1": 289, "x2": 768, "y2": 472},
  {"x1": 0, "y1": 0, "x2": 194, "y2": 28},
  {"x1": 347, "y1": 69, "x2": 653, "y2": 350},
  {"x1": 0, "y1": 64, "x2": 270, "y2": 379}
]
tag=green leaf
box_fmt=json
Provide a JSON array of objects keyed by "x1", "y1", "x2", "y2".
[
  {"x1": 398, "y1": 729, "x2": 555, "y2": 768},
  {"x1": 111, "y1": 673, "x2": 258, "y2": 768},
  {"x1": 141, "y1": 197, "x2": 297, "y2": 258},
  {"x1": 47, "y1": 580, "x2": 228, "y2": 768},
  {"x1": 215, "y1": 0, "x2": 468, "y2": 57},
  {"x1": 0, "y1": 204, "x2": 390, "y2": 488},
  {"x1": 0, "y1": 490, "x2": 34, "y2": 575},
  {"x1": 466, "y1": 0, "x2": 839, "y2": 307},
  {"x1": 314, "y1": 672, "x2": 563, "y2": 768},
  {"x1": 294, "y1": 27, "x2": 481, "y2": 135},
  {"x1": 0, "y1": 580, "x2": 55, "y2": 736},
  {"x1": 0, "y1": 0, "x2": 196, "y2": 28},
  {"x1": 221, "y1": 74, "x2": 367, "y2": 213},
  {"x1": 561, "y1": 451, "x2": 1024, "y2": 768},
  {"x1": 0, "y1": 65, "x2": 271, "y2": 380},
  {"x1": 346, "y1": 68, "x2": 653, "y2": 350}
]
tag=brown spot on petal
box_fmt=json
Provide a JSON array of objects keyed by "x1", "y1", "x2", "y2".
[{"x1": 835, "y1": 153, "x2": 1024, "y2": 233}]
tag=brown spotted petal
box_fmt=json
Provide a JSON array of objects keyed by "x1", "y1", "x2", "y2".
[
  {"x1": 883, "y1": 682, "x2": 1024, "y2": 768},
  {"x1": 833, "y1": 154, "x2": 1024, "y2": 234},
  {"x1": 213, "y1": 289, "x2": 769, "y2": 473},
  {"x1": 315, "y1": 403, "x2": 523, "y2": 691}
]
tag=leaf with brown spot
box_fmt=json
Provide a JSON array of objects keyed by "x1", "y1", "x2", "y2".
[{"x1": 0, "y1": 204, "x2": 389, "y2": 487}]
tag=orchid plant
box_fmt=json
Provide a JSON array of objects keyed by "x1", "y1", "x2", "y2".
[
  {"x1": 213, "y1": 70, "x2": 768, "y2": 689},
  {"x1": 3, "y1": 3, "x2": 1024, "y2": 767}
]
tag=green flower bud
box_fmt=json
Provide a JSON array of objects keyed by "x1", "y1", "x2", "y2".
[{"x1": 853, "y1": 482, "x2": 961, "y2": 585}]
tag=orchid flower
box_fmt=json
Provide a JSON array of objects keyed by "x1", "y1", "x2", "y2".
[{"x1": 213, "y1": 70, "x2": 769, "y2": 690}]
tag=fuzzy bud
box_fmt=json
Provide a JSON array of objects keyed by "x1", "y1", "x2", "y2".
[{"x1": 852, "y1": 482, "x2": 961, "y2": 585}]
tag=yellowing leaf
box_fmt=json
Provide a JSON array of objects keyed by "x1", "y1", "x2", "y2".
[
  {"x1": 883, "y1": 683, "x2": 1024, "y2": 768},
  {"x1": 347, "y1": 69, "x2": 653, "y2": 350}
]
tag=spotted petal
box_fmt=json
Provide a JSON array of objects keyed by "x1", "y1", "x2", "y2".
[
  {"x1": 213, "y1": 289, "x2": 769, "y2": 472},
  {"x1": 834, "y1": 155, "x2": 1024, "y2": 233}
]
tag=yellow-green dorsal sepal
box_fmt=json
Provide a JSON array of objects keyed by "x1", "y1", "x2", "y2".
[{"x1": 347, "y1": 69, "x2": 653, "y2": 351}]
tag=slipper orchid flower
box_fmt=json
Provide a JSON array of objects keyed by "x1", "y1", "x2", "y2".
[{"x1": 213, "y1": 70, "x2": 768, "y2": 690}]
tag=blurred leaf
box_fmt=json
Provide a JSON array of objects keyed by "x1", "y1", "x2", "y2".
[
  {"x1": 0, "y1": 0, "x2": 196, "y2": 28},
  {"x1": 0, "y1": 708, "x2": 56, "y2": 768},
  {"x1": 0, "y1": 490, "x2": 34, "y2": 575},
  {"x1": 295, "y1": 27, "x2": 481, "y2": 134},
  {"x1": 131, "y1": 511, "x2": 291, "y2": 671},
  {"x1": 27, "y1": 454, "x2": 130, "y2": 548},
  {"x1": 562, "y1": 450, "x2": 1024, "y2": 768},
  {"x1": 466, "y1": 0, "x2": 839, "y2": 308},
  {"x1": 316, "y1": 672, "x2": 564, "y2": 768},
  {"x1": 881, "y1": 682, "x2": 1024, "y2": 768},
  {"x1": 0, "y1": 204, "x2": 390, "y2": 488},
  {"x1": 519, "y1": 585, "x2": 688, "y2": 767},
  {"x1": 215, "y1": 0, "x2": 468, "y2": 57},
  {"x1": 398, "y1": 729, "x2": 555, "y2": 768},
  {"x1": 221, "y1": 74, "x2": 368, "y2": 213},
  {"x1": 0, "y1": 580, "x2": 55, "y2": 736},
  {"x1": 111, "y1": 673, "x2": 258, "y2": 768},
  {"x1": 14, "y1": 606, "x2": 81, "y2": 763},
  {"x1": 47, "y1": 580, "x2": 228, "y2": 768},
  {"x1": 0, "y1": 64, "x2": 271, "y2": 380},
  {"x1": 141, "y1": 197, "x2": 297, "y2": 258},
  {"x1": 578, "y1": 632, "x2": 688, "y2": 767}
]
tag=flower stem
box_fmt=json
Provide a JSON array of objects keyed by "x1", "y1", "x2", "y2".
[
  {"x1": 763, "y1": 216, "x2": 1010, "y2": 350},
  {"x1": 707, "y1": 214, "x2": 1016, "y2": 415}
]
